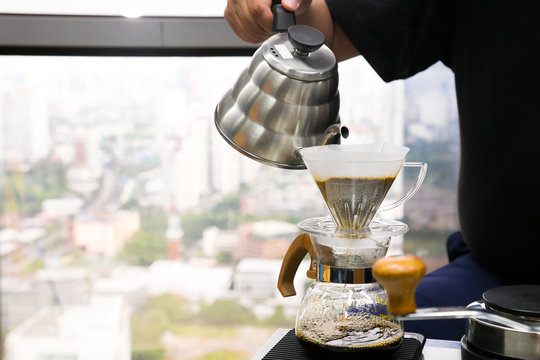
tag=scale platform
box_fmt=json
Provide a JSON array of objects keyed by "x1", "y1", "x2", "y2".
[{"x1": 252, "y1": 329, "x2": 426, "y2": 360}]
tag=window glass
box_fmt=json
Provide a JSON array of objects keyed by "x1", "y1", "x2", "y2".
[{"x1": 0, "y1": 55, "x2": 458, "y2": 359}]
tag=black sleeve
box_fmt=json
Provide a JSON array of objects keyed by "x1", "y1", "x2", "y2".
[{"x1": 325, "y1": 0, "x2": 455, "y2": 82}]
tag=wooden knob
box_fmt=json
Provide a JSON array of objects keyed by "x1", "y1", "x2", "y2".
[{"x1": 372, "y1": 254, "x2": 426, "y2": 315}]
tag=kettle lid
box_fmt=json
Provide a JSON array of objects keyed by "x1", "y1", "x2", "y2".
[{"x1": 261, "y1": 25, "x2": 337, "y2": 81}]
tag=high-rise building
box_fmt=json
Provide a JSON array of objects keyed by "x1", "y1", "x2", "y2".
[
  {"x1": 209, "y1": 121, "x2": 242, "y2": 194},
  {"x1": 157, "y1": 89, "x2": 213, "y2": 212},
  {"x1": 338, "y1": 57, "x2": 405, "y2": 145},
  {"x1": 0, "y1": 82, "x2": 51, "y2": 166}
]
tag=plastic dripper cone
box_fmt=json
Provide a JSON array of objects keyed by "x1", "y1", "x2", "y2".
[{"x1": 300, "y1": 143, "x2": 409, "y2": 229}]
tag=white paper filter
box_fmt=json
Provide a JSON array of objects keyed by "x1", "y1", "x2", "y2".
[{"x1": 300, "y1": 143, "x2": 409, "y2": 180}]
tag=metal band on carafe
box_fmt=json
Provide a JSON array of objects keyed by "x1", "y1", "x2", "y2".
[{"x1": 316, "y1": 263, "x2": 374, "y2": 284}]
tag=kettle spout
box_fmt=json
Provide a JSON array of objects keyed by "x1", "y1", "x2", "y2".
[
  {"x1": 318, "y1": 123, "x2": 349, "y2": 146},
  {"x1": 293, "y1": 124, "x2": 349, "y2": 164}
]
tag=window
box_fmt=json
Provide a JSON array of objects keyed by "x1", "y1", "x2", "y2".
[
  {"x1": 0, "y1": 0, "x2": 225, "y2": 16},
  {"x1": 0, "y1": 10, "x2": 459, "y2": 360}
]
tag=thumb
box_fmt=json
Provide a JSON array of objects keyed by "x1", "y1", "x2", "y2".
[{"x1": 281, "y1": 0, "x2": 300, "y2": 12}]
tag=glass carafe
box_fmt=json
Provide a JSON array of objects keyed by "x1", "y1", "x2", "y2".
[
  {"x1": 297, "y1": 282, "x2": 402, "y2": 350},
  {"x1": 278, "y1": 216, "x2": 408, "y2": 351}
]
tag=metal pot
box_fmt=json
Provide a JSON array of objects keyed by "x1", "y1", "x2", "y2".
[
  {"x1": 215, "y1": 3, "x2": 347, "y2": 169},
  {"x1": 373, "y1": 255, "x2": 540, "y2": 359}
]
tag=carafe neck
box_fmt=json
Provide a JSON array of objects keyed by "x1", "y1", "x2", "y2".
[{"x1": 315, "y1": 263, "x2": 375, "y2": 284}]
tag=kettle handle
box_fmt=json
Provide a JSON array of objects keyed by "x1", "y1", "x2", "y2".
[
  {"x1": 271, "y1": 1, "x2": 296, "y2": 33},
  {"x1": 277, "y1": 232, "x2": 316, "y2": 297}
]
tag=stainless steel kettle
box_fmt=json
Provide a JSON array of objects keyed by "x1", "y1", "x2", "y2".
[{"x1": 215, "y1": 2, "x2": 347, "y2": 169}]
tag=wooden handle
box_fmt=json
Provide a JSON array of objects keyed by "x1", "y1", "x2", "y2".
[
  {"x1": 372, "y1": 254, "x2": 426, "y2": 315},
  {"x1": 277, "y1": 233, "x2": 315, "y2": 297}
]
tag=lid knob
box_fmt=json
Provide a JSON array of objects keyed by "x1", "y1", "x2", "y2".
[
  {"x1": 372, "y1": 254, "x2": 426, "y2": 314},
  {"x1": 288, "y1": 25, "x2": 325, "y2": 55}
]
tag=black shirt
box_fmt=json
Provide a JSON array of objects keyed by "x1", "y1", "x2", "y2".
[{"x1": 326, "y1": 0, "x2": 540, "y2": 283}]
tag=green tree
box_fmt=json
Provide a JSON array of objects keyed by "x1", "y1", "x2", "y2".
[
  {"x1": 118, "y1": 206, "x2": 168, "y2": 266},
  {"x1": 180, "y1": 213, "x2": 229, "y2": 246},
  {"x1": 260, "y1": 305, "x2": 295, "y2": 328},
  {"x1": 130, "y1": 294, "x2": 192, "y2": 359},
  {"x1": 22, "y1": 259, "x2": 45, "y2": 275},
  {"x1": 213, "y1": 195, "x2": 239, "y2": 213},
  {"x1": 195, "y1": 351, "x2": 248, "y2": 360},
  {"x1": 1, "y1": 159, "x2": 68, "y2": 215},
  {"x1": 147, "y1": 294, "x2": 193, "y2": 323},
  {"x1": 119, "y1": 230, "x2": 167, "y2": 266},
  {"x1": 216, "y1": 251, "x2": 232, "y2": 264},
  {"x1": 139, "y1": 206, "x2": 167, "y2": 231},
  {"x1": 131, "y1": 348, "x2": 164, "y2": 360},
  {"x1": 198, "y1": 299, "x2": 257, "y2": 326}
]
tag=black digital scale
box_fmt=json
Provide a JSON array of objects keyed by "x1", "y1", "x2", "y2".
[{"x1": 252, "y1": 329, "x2": 426, "y2": 360}]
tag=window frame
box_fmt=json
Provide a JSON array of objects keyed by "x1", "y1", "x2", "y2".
[{"x1": 0, "y1": 14, "x2": 257, "y2": 56}]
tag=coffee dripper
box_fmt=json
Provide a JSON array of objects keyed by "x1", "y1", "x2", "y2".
[
  {"x1": 300, "y1": 143, "x2": 427, "y2": 229},
  {"x1": 277, "y1": 143, "x2": 427, "y2": 351}
]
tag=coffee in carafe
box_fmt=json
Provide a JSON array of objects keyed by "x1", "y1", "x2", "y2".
[{"x1": 296, "y1": 282, "x2": 404, "y2": 350}]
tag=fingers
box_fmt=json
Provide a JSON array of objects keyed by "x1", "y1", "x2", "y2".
[
  {"x1": 224, "y1": 0, "x2": 275, "y2": 43},
  {"x1": 282, "y1": 0, "x2": 312, "y2": 14}
]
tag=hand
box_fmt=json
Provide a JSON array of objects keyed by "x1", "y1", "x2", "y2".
[{"x1": 224, "y1": 0, "x2": 312, "y2": 43}]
